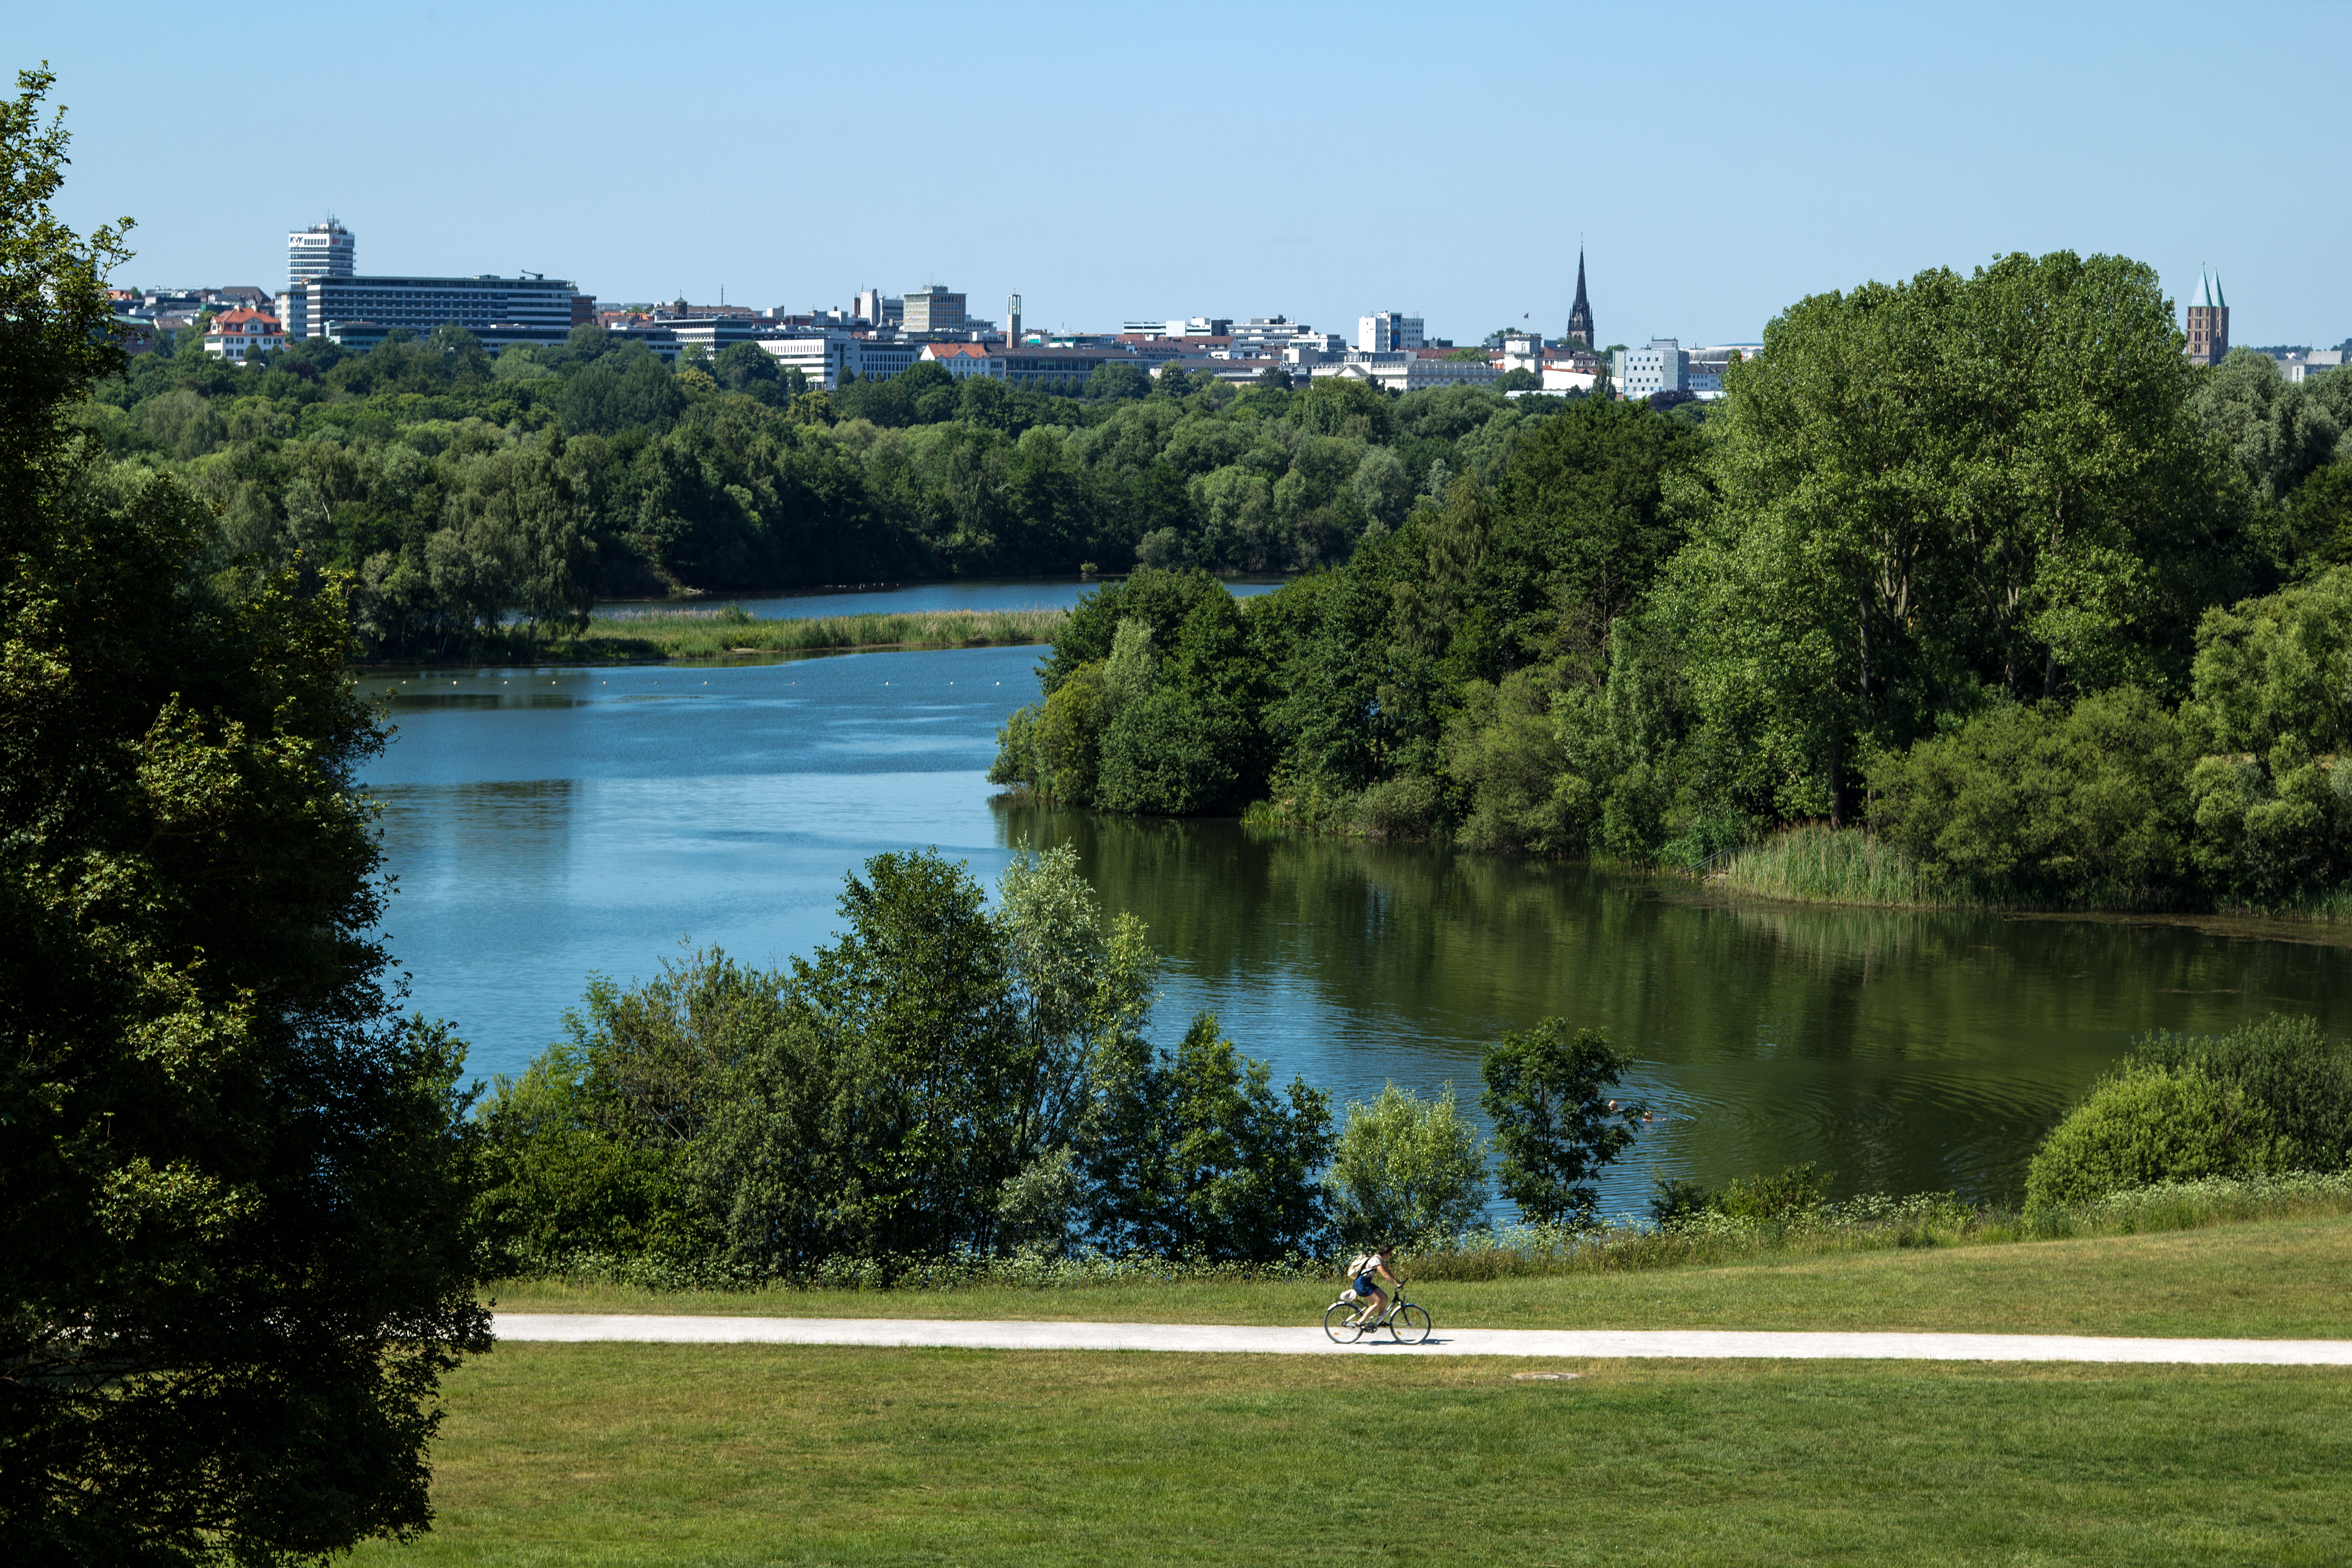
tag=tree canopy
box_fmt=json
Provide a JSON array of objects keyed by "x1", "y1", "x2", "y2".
[{"x1": 2, "y1": 67, "x2": 486, "y2": 1564}]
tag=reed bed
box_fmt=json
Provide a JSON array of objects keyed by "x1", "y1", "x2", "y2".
[
  {"x1": 540, "y1": 605, "x2": 1065, "y2": 662},
  {"x1": 1718, "y1": 823, "x2": 1961, "y2": 908}
]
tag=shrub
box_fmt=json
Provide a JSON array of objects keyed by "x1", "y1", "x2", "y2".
[
  {"x1": 2133, "y1": 1013, "x2": 2352, "y2": 1172},
  {"x1": 1324, "y1": 1083, "x2": 1489, "y2": 1244},
  {"x1": 2024, "y1": 1062, "x2": 2282, "y2": 1211},
  {"x1": 1870, "y1": 688, "x2": 2195, "y2": 906},
  {"x1": 1712, "y1": 1162, "x2": 1829, "y2": 1220},
  {"x1": 1354, "y1": 773, "x2": 1442, "y2": 838}
]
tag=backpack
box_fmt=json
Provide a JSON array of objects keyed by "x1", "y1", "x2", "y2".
[{"x1": 1346, "y1": 1253, "x2": 1376, "y2": 1279}]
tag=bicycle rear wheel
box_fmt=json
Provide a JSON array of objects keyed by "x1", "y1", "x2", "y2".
[
  {"x1": 1390, "y1": 1304, "x2": 1432, "y2": 1345},
  {"x1": 1323, "y1": 1301, "x2": 1365, "y2": 1343}
]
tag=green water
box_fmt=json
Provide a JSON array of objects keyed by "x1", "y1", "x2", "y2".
[
  {"x1": 363, "y1": 630, "x2": 2352, "y2": 1220},
  {"x1": 993, "y1": 801, "x2": 2352, "y2": 1211}
]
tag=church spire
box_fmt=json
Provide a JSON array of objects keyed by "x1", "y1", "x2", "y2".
[{"x1": 1566, "y1": 249, "x2": 1594, "y2": 349}]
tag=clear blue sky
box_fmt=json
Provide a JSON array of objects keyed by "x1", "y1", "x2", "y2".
[{"x1": 16, "y1": 0, "x2": 2347, "y2": 349}]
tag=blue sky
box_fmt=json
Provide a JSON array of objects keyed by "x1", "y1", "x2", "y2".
[{"x1": 16, "y1": 0, "x2": 2347, "y2": 349}]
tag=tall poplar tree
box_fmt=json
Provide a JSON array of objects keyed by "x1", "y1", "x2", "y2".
[{"x1": 0, "y1": 67, "x2": 488, "y2": 1564}]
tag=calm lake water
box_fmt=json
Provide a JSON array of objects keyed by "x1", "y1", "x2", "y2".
[{"x1": 361, "y1": 625, "x2": 2352, "y2": 1217}]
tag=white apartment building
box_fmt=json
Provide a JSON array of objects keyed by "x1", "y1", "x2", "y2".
[
  {"x1": 759, "y1": 333, "x2": 924, "y2": 390},
  {"x1": 1312, "y1": 352, "x2": 1497, "y2": 393},
  {"x1": 1357, "y1": 311, "x2": 1425, "y2": 353},
  {"x1": 1613, "y1": 339, "x2": 1688, "y2": 399}
]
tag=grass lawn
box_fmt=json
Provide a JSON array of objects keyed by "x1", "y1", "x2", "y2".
[
  {"x1": 490, "y1": 1214, "x2": 2352, "y2": 1341},
  {"x1": 353, "y1": 1344, "x2": 2352, "y2": 1567}
]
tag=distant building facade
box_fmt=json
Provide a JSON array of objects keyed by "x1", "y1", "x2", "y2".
[
  {"x1": 2185, "y1": 270, "x2": 2230, "y2": 366},
  {"x1": 204, "y1": 307, "x2": 283, "y2": 362},
  {"x1": 287, "y1": 220, "x2": 354, "y2": 290},
  {"x1": 305, "y1": 272, "x2": 578, "y2": 345},
  {"x1": 1614, "y1": 339, "x2": 1688, "y2": 399},
  {"x1": 903, "y1": 284, "x2": 966, "y2": 334},
  {"x1": 1313, "y1": 352, "x2": 1496, "y2": 392},
  {"x1": 1357, "y1": 311, "x2": 1425, "y2": 353}
]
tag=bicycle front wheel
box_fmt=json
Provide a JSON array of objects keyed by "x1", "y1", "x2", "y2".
[
  {"x1": 1323, "y1": 1301, "x2": 1365, "y2": 1343},
  {"x1": 1390, "y1": 1304, "x2": 1432, "y2": 1345}
]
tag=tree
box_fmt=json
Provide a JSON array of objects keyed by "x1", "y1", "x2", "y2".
[
  {"x1": 1, "y1": 69, "x2": 488, "y2": 1563},
  {"x1": 1663, "y1": 251, "x2": 2249, "y2": 823},
  {"x1": 1323, "y1": 1083, "x2": 1488, "y2": 1243},
  {"x1": 1478, "y1": 1019, "x2": 1645, "y2": 1225},
  {"x1": 1080, "y1": 1015, "x2": 1333, "y2": 1261},
  {"x1": 1085, "y1": 361, "x2": 1150, "y2": 401}
]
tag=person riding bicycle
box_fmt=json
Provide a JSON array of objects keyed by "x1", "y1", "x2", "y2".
[{"x1": 1345, "y1": 1243, "x2": 1401, "y2": 1328}]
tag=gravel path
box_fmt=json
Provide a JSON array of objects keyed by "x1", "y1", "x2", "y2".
[{"x1": 492, "y1": 1314, "x2": 2352, "y2": 1366}]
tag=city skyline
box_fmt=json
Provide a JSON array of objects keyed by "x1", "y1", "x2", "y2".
[{"x1": 21, "y1": 0, "x2": 2351, "y2": 348}]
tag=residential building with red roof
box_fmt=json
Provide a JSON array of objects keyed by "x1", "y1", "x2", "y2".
[{"x1": 203, "y1": 307, "x2": 284, "y2": 363}]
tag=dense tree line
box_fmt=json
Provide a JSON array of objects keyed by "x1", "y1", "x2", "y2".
[
  {"x1": 472, "y1": 845, "x2": 1648, "y2": 1281},
  {"x1": 991, "y1": 252, "x2": 2352, "y2": 912},
  {"x1": 73, "y1": 315, "x2": 1592, "y2": 657}
]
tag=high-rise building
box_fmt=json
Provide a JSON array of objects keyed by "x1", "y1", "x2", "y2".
[
  {"x1": 1565, "y1": 249, "x2": 1594, "y2": 349},
  {"x1": 1357, "y1": 311, "x2": 1424, "y2": 353},
  {"x1": 287, "y1": 219, "x2": 354, "y2": 291},
  {"x1": 1007, "y1": 292, "x2": 1023, "y2": 344},
  {"x1": 2185, "y1": 269, "x2": 2230, "y2": 367},
  {"x1": 903, "y1": 284, "x2": 966, "y2": 335}
]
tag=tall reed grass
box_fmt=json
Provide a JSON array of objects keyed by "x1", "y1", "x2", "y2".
[
  {"x1": 539, "y1": 606, "x2": 1065, "y2": 662},
  {"x1": 1719, "y1": 823, "x2": 1961, "y2": 908}
]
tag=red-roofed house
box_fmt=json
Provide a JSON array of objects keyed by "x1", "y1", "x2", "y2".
[
  {"x1": 918, "y1": 342, "x2": 1004, "y2": 379},
  {"x1": 204, "y1": 307, "x2": 284, "y2": 363}
]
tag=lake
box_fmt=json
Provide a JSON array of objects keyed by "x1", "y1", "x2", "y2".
[{"x1": 361, "y1": 617, "x2": 2352, "y2": 1218}]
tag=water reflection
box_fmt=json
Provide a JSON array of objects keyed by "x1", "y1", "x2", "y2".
[
  {"x1": 359, "y1": 644, "x2": 2352, "y2": 1219},
  {"x1": 990, "y1": 803, "x2": 2352, "y2": 1208}
]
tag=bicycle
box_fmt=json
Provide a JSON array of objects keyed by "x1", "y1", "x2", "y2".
[{"x1": 1323, "y1": 1283, "x2": 1433, "y2": 1345}]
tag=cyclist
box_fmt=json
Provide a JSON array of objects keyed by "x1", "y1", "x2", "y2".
[{"x1": 1345, "y1": 1242, "x2": 1401, "y2": 1329}]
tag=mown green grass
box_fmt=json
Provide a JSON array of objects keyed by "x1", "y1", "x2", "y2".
[
  {"x1": 353, "y1": 1344, "x2": 2352, "y2": 1567},
  {"x1": 534, "y1": 606, "x2": 1064, "y2": 663},
  {"x1": 491, "y1": 1213, "x2": 2352, "y2": 1340}
]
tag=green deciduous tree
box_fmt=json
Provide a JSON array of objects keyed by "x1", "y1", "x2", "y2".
[
  {"x1": 1, "y1": 67, "x2": 487, "y2": 1563},
  {"x1": 1079, "y1": 1015, "x2": 1334, "y2": 1261},
  {"x1": 1478, "y1": 1019, "x2": 1645, "y2": 1225},
  {"x1": 1323, "y1": 1083, "x2": 1488, "y2": 1244}
]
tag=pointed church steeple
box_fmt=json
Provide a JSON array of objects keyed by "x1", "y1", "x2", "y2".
[{"x1": 1566, "y1": 249, "x2": 1594, "y2": 349}]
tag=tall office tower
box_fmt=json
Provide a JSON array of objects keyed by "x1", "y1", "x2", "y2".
[
  {"x1": 1565, "y1": 248, "x2": 1594, "y2": 349},
  {"x1": 287, "y1": 219, "x2": 354, "y2": 291},
  {"x1": 855, "y1": 287, "x2": 883, "y2": 324},
  {"x1": 1006, "y1": 292, "x2": 1022, "y2": 344},
  {"x1": 903, "y1": 284, "x2": 966, "y2": 334},
  {"x1": 2185, "y1": 269, "x2": 2230, "y2": 366}
]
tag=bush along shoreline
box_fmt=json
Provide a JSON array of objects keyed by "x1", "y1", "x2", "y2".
[
  {"x1": 467, "y1": 840, "x2": 2352, "y2": 1296},
  {"x1": 988, "y1": 252, "x2": 2352, "y2": 918}
]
